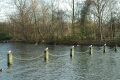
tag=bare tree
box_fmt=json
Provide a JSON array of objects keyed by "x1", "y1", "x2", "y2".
[
  {"x1": 109, "y1": 0, "x2": 117, "y2": 39},
  {"x1": 72, "y1": 0, "x2": 75, "y2": 36},
  {"x1": 91, "y1": 0, "x2": 108, "y2": 41}
]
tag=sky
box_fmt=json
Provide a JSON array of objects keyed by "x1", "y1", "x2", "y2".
[
  {"x1": 0, "y1": 0, "x2": 85, "y2": 22},
  {"x1": 1, "y1": 0, "x2": 120, "y2": 22},
  {"x1": 0, "y1": 0, "x2": 15, "y2": 22}
]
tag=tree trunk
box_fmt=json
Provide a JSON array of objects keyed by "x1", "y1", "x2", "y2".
[{"x1": 72, "y1": 0, "x2": 75, "y2": 36}]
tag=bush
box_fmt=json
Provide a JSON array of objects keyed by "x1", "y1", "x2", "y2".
[{"x1": 0, "y1": 32, "x2": 12, "y2": 40}]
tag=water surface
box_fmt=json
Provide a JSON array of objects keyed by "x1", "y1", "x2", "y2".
[{"x1": 0, "y1": 43, "x2": 120, "y2": 80}]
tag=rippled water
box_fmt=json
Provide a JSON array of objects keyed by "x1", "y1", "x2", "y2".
[{"x1": 0, "y1": 42, "x2": 120, "y2": 80}]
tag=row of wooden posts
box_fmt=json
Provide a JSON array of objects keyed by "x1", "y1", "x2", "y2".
[{"x1": 7, "y1": 44, "x2": 118, "y2": 67}]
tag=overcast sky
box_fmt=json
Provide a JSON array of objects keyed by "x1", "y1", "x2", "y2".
[
  {"x1": 0, "y1": 0, "x2": 15, "y2": 22},
  {"x1": 0, "y1": 0, "x2": 85, "y2": 22}
]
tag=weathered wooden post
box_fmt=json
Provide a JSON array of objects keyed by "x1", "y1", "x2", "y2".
[
  {"x1": 115, "y1": 45, "x2": 117, "y2": 52},
  {"x1": 89, "y1": 45, "x2": 93, "y2": 54},
  {"x1": 103, "y1": 44, "x2": 106, "y2": 53},
  {"x1": 44, "y1": 47, "x2": 49, "y2": 62},
  {"x1": 70, "y1": 46, "x2": 74, "y2": 58},
  {"x1": 7, "y1": 50, "x2": 12, "y2": 67},
  {"x1": 0, "y1": 69, "x2": 2, "y2": 72}
]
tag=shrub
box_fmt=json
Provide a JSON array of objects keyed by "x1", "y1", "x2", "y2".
[{"x1": 0, "y1": 32, "x2": 12, "y2": 40}]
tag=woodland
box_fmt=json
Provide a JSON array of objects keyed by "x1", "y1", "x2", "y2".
[{"x1": 0, "y1": 0, "x2": 120, "y2": 45}]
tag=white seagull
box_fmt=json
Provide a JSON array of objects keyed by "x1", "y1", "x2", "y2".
[
  {"x1": 45, "y1": 47, "x2": 48, "y2": 51},
  {"x1": 72, "y1": 46, "x2": 74, "y2": 48},
  {"x1": 104, "y1": 44, "x2": 106, "y2": 46},
  {"x1": 8, "y1": 50, "x2": 11, "y2": 53},
  {"x1": 90, "y1": 45, "x2": 92, "y2": 47}
]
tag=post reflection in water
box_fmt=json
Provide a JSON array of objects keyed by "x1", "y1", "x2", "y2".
[{"x1": 0, "y1": 43, "x2": 120, "y2": 80}]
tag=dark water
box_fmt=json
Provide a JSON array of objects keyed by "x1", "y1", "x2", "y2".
[{"x1": 0, "y1": 43, "x2": 120, "y2": 80}]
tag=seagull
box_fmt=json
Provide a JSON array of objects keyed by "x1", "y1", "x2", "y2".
[
  {"x1": 90, "y1": 45, "x2": 92, "y2": 47},
  {"x1": 72, "y1": 46, "x2": 74, "y2": 48},
  {"x1": 8, "y1": 50, "x2": 11, "y2": 53},
  {"x1": 45, "y1": 47, "x2": 48, "y2": 51},
  {"x1": 104, "y1": 44, "x2": 106, "y2": 46}
]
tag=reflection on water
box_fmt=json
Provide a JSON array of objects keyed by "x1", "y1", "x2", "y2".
[{"x1": 0, "y1": 43, "x2": 120, "y2": 80}]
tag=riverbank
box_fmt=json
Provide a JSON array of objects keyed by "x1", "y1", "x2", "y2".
[
  {"x1": 46, "y1": 40, "x2": 120, "y2": 47},
  {"x1": 0, "y1": 39, "x2": 120, "y2": 46}
]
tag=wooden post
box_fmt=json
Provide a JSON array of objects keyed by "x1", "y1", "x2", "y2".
[
  {"x1": 103, "y1": 44, "x2": 106, "y2": 53},
  {"x1": 89, "y1": 45, "x2": 93, "y2": 54},
  {"x1": 115, "y1": 45, "x2": 117, "y2": 52},
  {"x1": 7, "y1": 50, "x2": 12, "y2": 67},
  {"x1": 70, "y1": 46, "x2": 74, "y2": 57},
  {"x1": 44, "y1": 47, "x2": 49, "y2": 62},
  {"x1": 0, "y1": 69, "x2": 2, "y2": 72}
]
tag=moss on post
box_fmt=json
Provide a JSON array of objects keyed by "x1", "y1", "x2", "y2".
[
  {"x1": 70, "y1": 46, "x2": 74, "y2": 58},
  {"x1": 103, "y1": 44, "x2": 106, "y2": 53},
  {"x1": 115, "y1": 45, "x2": 117, "y2": 52},
  {"x1": 7, "y1": 50, "x2": 12, "y2": 67},
  {"x1": 89, "y1": 45, "x2": 93, "y2": 54},
  {"x1": 44, "y1": 47, "x2": 49, "y2": 62}
]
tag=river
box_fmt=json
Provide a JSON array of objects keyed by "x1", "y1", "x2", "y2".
[{"x1": 0, "y1": 42, "x2": 120, "y2": 80}]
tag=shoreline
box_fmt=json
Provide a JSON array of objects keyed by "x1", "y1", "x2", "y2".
[
  {"x1": 0, "y1": 40, "x2": 120, "y2": 47},
  {"x1": 50, "y1": 40, "x2": 119, "y2": 46}
]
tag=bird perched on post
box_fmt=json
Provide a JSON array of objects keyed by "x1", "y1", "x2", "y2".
[
  {"x1": 45, "y1": 47, "x2": 48, "y2": 51},
  {"x1": 8, "y1": 50, "x2": 11, "y2": 54},
  {"x1": 90, "y1": 45, "x2": 92, "y2": 47},
  {"x1": 72, "y1": 46, "x2": 74, "y2": 48}
]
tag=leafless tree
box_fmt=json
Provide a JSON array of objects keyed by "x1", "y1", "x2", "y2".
[{"x1": 91, "y1": 0, "x2": 108, "y2": 41}]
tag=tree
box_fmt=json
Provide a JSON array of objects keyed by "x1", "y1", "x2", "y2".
[
  {"x1": 12, "y1": 0, "x2": 34, "y2": 41},
  {"x1": 91, "y1": 0, "x2": 108, "y2": 41},
  {"x1": 109, "y1": 0, "x2": 117, "y2": 39},
  {"x1": 80, "y1": 0, "x2": 92, "y2": 39},
  {"x1": 10, "y1": 0, "x2": 45, "y2": 42},
  {"x1": 72, "y1": 0, "x2": 75, "y2": 36}
]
